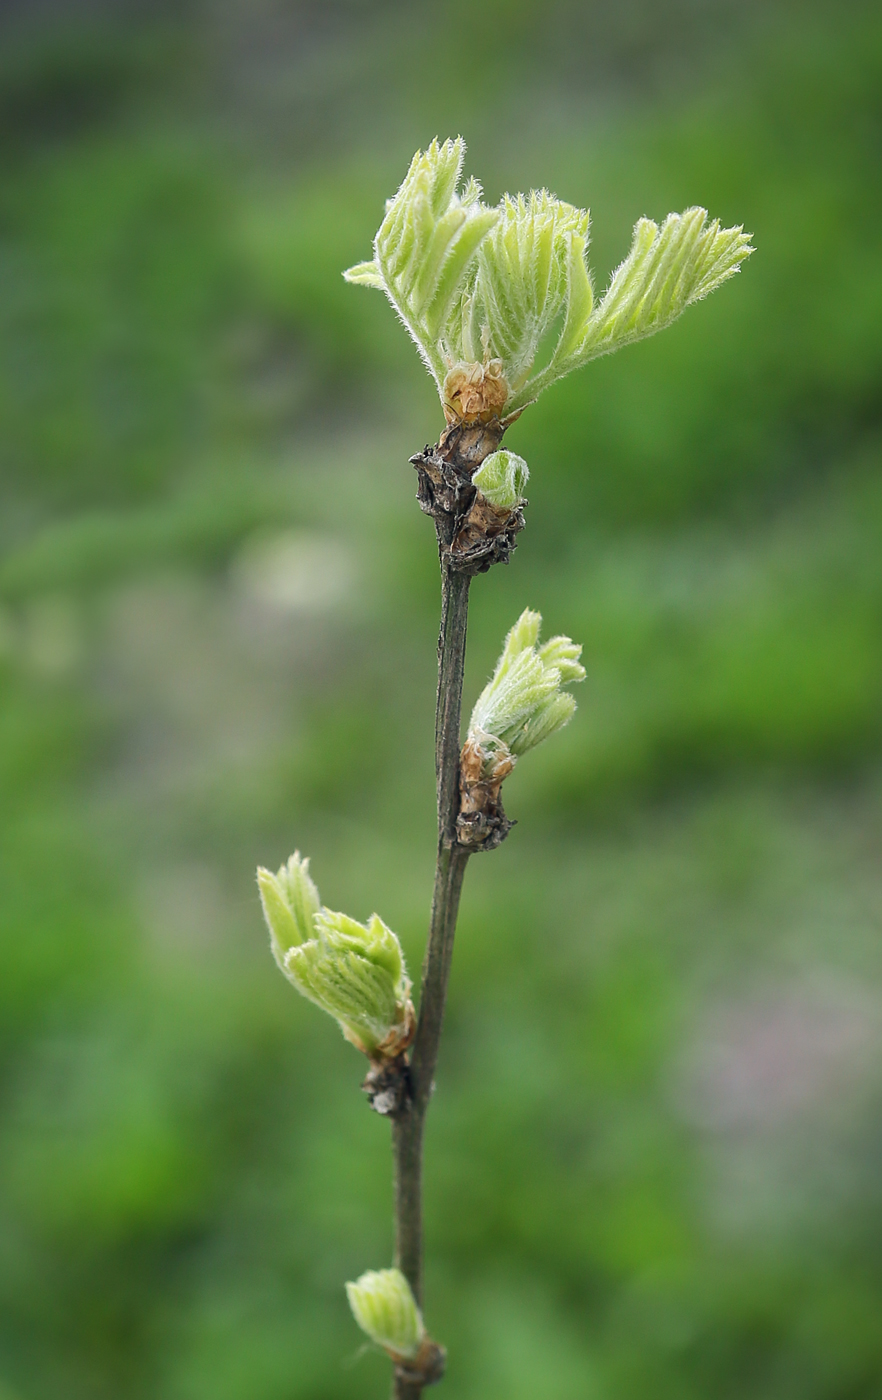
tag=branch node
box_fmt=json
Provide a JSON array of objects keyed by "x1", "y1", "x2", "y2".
[
  {"x1": 411, "y1": 417, "x2": 525, "y2": 577},
  {"x1": 455, "y1": 733, "x2": 516, "y2": 851},
  {"x1": 393, "y1": 1338, "x2": 447, "y2": 1388},
  {"x1": 447, "y1": 499, "x2": 525, "y2": 575},
  {"x1": 455, "y1": 809, "x2": 515, "y2": 851},
  {"x1": 362, "y1": 1054, "x2": 412, "y2": 1117}
]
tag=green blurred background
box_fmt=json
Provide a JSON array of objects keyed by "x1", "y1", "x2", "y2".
[{"x1": 1, "y1": 1, "x2": 882, "y2": 1396}]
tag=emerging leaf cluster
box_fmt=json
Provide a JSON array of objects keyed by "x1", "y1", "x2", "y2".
[
  {"x1": 345, "y1": 138, "x2": 753, "y2": 417},
  {"x1": 346, "y1": 1268, "x2": 425, "y2": 1360},
  {"x1": 257, "y1": 854, "x2": 412, "y2": 1055},
  {"x1": 469, "y1": 608, "x2": 586, "y2": 769}
]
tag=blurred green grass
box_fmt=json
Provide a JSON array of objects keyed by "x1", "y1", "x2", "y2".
[{"x1": 1, "y1": 2, "x2": 882, "y2": 1398}]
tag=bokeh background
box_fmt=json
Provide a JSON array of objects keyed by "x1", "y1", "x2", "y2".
[{"x1": 1, "y1": 1, "x2": 882, "y2": 1396}]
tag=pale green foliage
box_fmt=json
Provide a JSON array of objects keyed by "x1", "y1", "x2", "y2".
[
  {"x1": 513, "y1": 206, "x2": 756, "y2": 412},
  {"x1": 344, "y1": 138, "x2": 753, "y2": 417},
  {"x1": 287, "y1": 909, "x2": 411, "y2": 1054},
  {"x1": 344, "y1": 138, "x2": 498, "y2": 384},
  {"x1": 346, "y1": 1268, "x2": 425, "y2": 1359},
  {"x1": 449, "y1": 191, "x2": 590, "y2": 393},
  {"x1": 257, "y1": 851, "x2": 320, "y2": 970},
  {"x1": 469, "y1": 608, "x2": 586, "y2": 765},
  {"x1": 472, "y1": 449, "x2": 529, "y2": 510},
  {"x1": 257, "y1": 856, "x2": 412, "y2": 1055}
]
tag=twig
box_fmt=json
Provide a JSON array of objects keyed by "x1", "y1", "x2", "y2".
[
  {"x1": 285, "y1": 136, "x2": 748, "y2": 1398},
  {"x1": 392, "y1": 564, "x2": 471, "y2": 1298},
  {"x1": 389, "y1": 421, "x2": 515, "y2": 1397}
]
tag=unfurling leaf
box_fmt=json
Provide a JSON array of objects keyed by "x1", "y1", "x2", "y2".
[
  {"x1": 345, "y1": 137, "x2": 499, "y2": 385},
  {"x1": 257, "y1": 851, "x2": 320, "y2": 970},
  {"x1": 257, "y1": 856, "x2": 414, "y2": 1058},
  {"x1": 468, "y1": 607, "x2": 585, "y2": 769},
  {"x1": 345, "y1": 139, "x2": 753, "y2": 421}
]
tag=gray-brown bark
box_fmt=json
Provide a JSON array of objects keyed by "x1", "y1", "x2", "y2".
[{"x1": 387, "y1": 418, "x2": 523, "y2": 1398}]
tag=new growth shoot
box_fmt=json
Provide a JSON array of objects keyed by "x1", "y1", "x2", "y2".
[
  {"x1": 346, "y1": 137, "x2": 753, "y2": 420},
  {"x1": 260, "y1": 137, "x2": 752, "y2": 1396}
]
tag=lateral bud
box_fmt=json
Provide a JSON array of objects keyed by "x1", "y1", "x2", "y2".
[
  {"x1": 458, "y1": 608, "x2": 585, "y2": 850},
  {"x1": 410, "y1": 423, "x2": 526, "y2": 575},
  {"x1": 471, "y1": 449, "x2": 529, "y2": 511},
  {"x1": 257, "y1": 856, "x2": 415, "y2": 1072},
  {"x1": 449, "y1": 447, "x2": 528, "y2": 569},
  {"x1": 346, "y1": 1268, "x2": 447, "y2": 1386}
]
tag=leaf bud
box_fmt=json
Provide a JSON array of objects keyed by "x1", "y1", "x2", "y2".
[
  {"x1": 346, "y1": 1268, "x2": 425, "y2": 1360},
  {"x1": 345, "y1": 139, "x2": 753, "y2": 421},
  {"x1": 468, "y1": 607, "x2": 585, "y2": 761},
  {"x1": 257, "y1": 857, "x2": 415, "y2": 1059},
  {"x1": 471, "y1": 449, "x2": 529, "y2": 510},
  {"x1": 459, "y1": 609, "x2": 585, "y2": 848}
]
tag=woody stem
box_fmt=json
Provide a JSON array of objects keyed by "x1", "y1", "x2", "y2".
[{"x1": 390, "y1": 538, "x2": 472, "y2": 1399}]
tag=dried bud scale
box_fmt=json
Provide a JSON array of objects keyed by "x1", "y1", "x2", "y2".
[{"x1": 442, "y1": 357, "x2": 508, "y2": 424}]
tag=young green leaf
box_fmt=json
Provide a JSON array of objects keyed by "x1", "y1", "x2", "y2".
[
  {"x1": 257, "y1": 852, "x2": 320, "y2": 970},
  {"x1": 346, "y1": 137, "x2": 500, "y2": 385},
  {"x1": 345, "y1": 139, "x2": 753, "y2": 424},
  {"x1": 257, "y1": 855, "x2": 414, "y2": 1057},
  {"x1": 469, "y1": 607, "x2": 585, "y2": 764},
  {"x1": 467, "y1": 192, "x2": 590, "y2": 391}
]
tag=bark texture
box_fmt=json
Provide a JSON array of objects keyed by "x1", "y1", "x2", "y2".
[{"x1": 387, "y1": 417, "x2": 523, "y2": 1398}]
